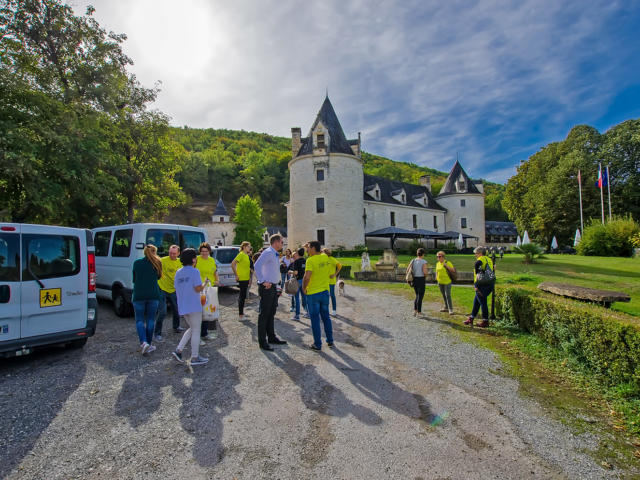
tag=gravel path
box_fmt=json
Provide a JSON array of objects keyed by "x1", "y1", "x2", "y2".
[{"x1": 0, "y1": 284, "x2": 627, "y2": 479}]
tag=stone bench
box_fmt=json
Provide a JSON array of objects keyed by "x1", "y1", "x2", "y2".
[{"x1": 538, "y1": 282, "x2": 631, "y2": 308}]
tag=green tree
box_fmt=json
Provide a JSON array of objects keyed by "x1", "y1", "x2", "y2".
[{"x1": 233, "y1": 194, "x2": 265, "y2": 250}]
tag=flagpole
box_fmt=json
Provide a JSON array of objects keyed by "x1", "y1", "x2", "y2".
[
  {"x1": 607, "y1": 164, "x2": 612, "y2": 221},
  {"x1": 599, "y1": 162, "x2": 605, "y2": 224},
  {"x1": 578, "y1": 169, "x2": 584, "y2": 233}
]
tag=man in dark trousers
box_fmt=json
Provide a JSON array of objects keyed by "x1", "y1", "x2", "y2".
[{"x1": 253, "y1": 234, "x2": 288, "y2": 351}]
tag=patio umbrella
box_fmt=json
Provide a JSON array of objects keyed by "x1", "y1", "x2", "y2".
[
  {"x1": 551, "y1": 236, "x2": 558, "y2": 249},
  {"x1": 516, "y1": 235, "x2": 522, "y2": 247},
  {"x1": 522, "y1": 231, "x2": 530, "y2": 245},
  {"x1": 573, "y1": 229, "x2": 581, "y2": 246},
  {"x1": 365, "y1": 226, "x2": 421, "y2": 250}
]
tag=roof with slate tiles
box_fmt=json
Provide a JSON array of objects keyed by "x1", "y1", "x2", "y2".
[
  {"x1": 296, "y1": 96, "x2": 357, "y2": 157},
  {"x1": 485, "y1": 221, "x2": 518, "y2": 236},
  {"x1": 438, "y1": 161, "x2": 482, "y2": 196},
  {"x1": 213, "y1": 196, "x2": 229, "y2": 216},
  {"x1": 363, "y1": 174, "x2": 446, "y2": 211}
]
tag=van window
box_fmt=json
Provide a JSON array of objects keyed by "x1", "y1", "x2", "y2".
[
  {"x1": 112, "y1": 229, "x2": 133, "y2": 257},
  {"x1": 0, "y1": 233, "x2": 20, "y2": 282},
  {"x1": 94, "y1": 231, "x2": 112, "y2": 256},
  {"x1": 180, "y1": 231, "x2": 205, "y2": 251},
  {"x1": 22, "y1": 234, "x2": 80, "y2": 280},
  {"x1": 214, "y1": 248, "x2": 239, "y2": 264},
  {"x1": 146, "y1": 229, "x2": 178, "y2": 257}
]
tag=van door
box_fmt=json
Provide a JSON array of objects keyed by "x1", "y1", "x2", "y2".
[
  {"x1": 20, "y1": 227, "x2": 86, "y2": 337},
  {"x1": 0, "y1": 229, "x2": 21, "y2": 341}
]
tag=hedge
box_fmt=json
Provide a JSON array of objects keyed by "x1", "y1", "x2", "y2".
[{"x1": 495, "y1": 287, "x2": 640, "y2": 390}]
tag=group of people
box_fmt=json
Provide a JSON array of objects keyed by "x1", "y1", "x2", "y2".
[
  {"x1": 408, "y1": 246, "x2": 495, "y2": 328},
  {"x1": 131, "y1": 234, "x2": 344, "y2": 366}
]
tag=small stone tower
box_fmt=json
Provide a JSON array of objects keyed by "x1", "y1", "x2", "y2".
[
  {"x1": 212, "y1": 194, "x2": 230, "y2": 223},
  {"x1": 287, "y1": 96, "x2": 365, "y2": 249},
  {"x1": 436, "y1": 161, "x2": 485, "y2": 245}
]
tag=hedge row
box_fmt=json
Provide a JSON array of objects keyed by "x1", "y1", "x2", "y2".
[{"x1": 495, "y1": 288, "x2": 640, "y2": 390}]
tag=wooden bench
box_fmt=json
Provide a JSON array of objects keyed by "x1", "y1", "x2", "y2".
[{"x1": 538, "y1": 282, "x2": 631, "y2": 308}]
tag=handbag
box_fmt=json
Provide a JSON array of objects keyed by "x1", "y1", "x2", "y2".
[
  {"x1": 444, "y1": 262, "x2": 457, "y2": 282},
  {"x1": 405, "y1": 259, "x2": 416, "y2": 284},
  {"x1": 475, "y1": 261, "x2": 495, "y2": 287},
  {"x1": 202, "y1": 285, "x2": 220, "y2": 320},
  {"x1": 285, "y1": 275, "x2": 299, "y2": 294}
]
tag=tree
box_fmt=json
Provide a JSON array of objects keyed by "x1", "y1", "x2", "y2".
[{"x1": 233, "y1": 195, "x2": 265, "y2": 250}]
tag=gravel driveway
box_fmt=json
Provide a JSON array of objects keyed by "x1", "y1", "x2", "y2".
[{"x1": 0, "y1": 284, "x2": 628, "y2": 479}]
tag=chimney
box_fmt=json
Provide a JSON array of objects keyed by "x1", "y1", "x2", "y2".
[
  {"x1": 291, "y1": 127, "x2": 301, "y2": 158},
  {"x1": 419, "y1": 175, "x2": 431, "y2": 193}
]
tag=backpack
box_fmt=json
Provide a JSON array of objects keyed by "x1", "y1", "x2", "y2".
[{"x1": 475, "y1": 259, "x2": 495, "y2": 287}]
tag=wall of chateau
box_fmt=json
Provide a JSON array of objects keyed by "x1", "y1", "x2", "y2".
[
  {"x1": 364, "y1": 201, "x2": 446, "y2": 233},
  {"x1": 437, "y1": 193, "x2": 485, "y2": 245},
  {"x1": 288, "y1": 153, "x2": 365, "y2": 249}
]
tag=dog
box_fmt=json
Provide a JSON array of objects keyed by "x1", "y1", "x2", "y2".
[{"x1": 337, "y1": 279, "x2": 345, "y2": 296}]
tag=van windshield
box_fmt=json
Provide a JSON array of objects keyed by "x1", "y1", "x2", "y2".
[
  {"x1": 180, "y1": 231, "x2": 205, "y2": 251},
  {"x1": 146, "y1": 229, "x2": 178, "y2": 257},
  {"x1": 215, "y1": 248, "x2": 239, "y2": 264}
]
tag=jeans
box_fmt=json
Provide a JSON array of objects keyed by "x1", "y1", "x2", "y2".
[
  {"x1": 258, "y1": 283, "x2": 278, "y2": 347},
  {"x1": 307, "y1": 290, "x2": 333, "y2": 349},
  {"x1": 155, "y1": 290, "x2": 179, "y2": 334},
  {"x1": 413, "y1": 276, "x2": 426, "y2": 313},
  {"x1": 471, "y1": 284, "x2": 493, "y2": 319},
  {"x1": 329, "y1": 284, "x2": 337, "y2": 311},
  {"x1": 238, "y1": 280, "x2": 249, "y2": 315},
  {"x1": 177, "y1": 311, "x2": 202, "y2": 359},
  {"x1": 133, "y1": 299, "x2": 158, "y2": 344},
  {"x1": 293, "y1": 278, "x2": 307, "y2": 317},
  {"x1": 438, "y1": 283, "x2": 453, "y2": 311}
]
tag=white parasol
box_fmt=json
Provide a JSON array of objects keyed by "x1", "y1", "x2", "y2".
[
  {"x1": 522, "y1": 231, "x2": 530, "y2": 245},
  {"x1": 516, "y1": 235, "x2": 521, "y2": 247},
  {"x1": 551, "y1": 236, "x2": 558, "y2": 249},
  {"x1": 573, "y1": 229, "x2": 581, "y2": 246}
]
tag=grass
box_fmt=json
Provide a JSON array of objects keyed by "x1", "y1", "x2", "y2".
[{"x1": 338, "y1": 253, "x2": 640, "y2": 316}]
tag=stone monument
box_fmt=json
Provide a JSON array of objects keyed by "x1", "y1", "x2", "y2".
[{"x1": 375, "y1": 249, "x2": 399, "y2": 281}]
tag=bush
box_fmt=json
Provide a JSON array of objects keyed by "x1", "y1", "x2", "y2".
[
  {"x1": 512, "y1": 243, "x2": 544, "y2": 264},
  {"x1": 495, "y1": 287, "x2": 640, "y2": 390},
  {"x1": 577, "y1": 216, "x2": 640, "y2": 257}
]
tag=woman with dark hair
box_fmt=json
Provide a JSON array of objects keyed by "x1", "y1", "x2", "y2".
[
  {"x1": 132, "y1": 245, "x2": 162, "y2": 355},
  {"x1": 172, "y1": 248, "x2": 208, "y2": 366},
  {"x1": 410, "y1": 248, "x2": 428, "y2": 316},
  {"x1": 465, "y1": 246, "x2": 494, "y2": 328},
  {"x1": 196, "y1": 242, "x2": 219, "y2": 342}
]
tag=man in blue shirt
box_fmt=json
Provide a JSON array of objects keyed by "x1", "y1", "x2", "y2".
[{"x1": 253, "y1": 234, "x2": 288, "y2": 351}]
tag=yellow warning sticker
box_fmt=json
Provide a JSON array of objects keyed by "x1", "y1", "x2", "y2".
[{"x1": 40, "y1": 288, "x2": 62, "y2": 308}]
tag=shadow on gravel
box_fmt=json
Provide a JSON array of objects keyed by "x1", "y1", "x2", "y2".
[
  {"x1": 332, "y1": 314, "x2": 393, "y2": 339},
  {"x1": 111, "y1": 322, "x2": 242, "y2": 467},
  {"x1": 420, "y1": 314, "x2": 499, "y2": 336},
  {"x1": 0, "y1": 346, "x2": 87, "y2": 478}
]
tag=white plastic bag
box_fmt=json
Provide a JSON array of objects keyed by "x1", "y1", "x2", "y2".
[{"x1": 202, "y1": 285, "x2": 219, "y2": 320}]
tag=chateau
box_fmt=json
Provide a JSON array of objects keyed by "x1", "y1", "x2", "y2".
[{"x1": 286, "y1": 97, "x2": 486, "y2": 250}]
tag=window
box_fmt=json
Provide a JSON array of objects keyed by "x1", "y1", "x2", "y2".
[
  {"x1": 390, "y1": 212, "x2": 396, "y2": 226},
  {"x1": 317, "y1": 134, "x2": 325, "y2": 148},
  {"x1": 111, "y1": 228, "x2": 133, "y2": 257},
  {"x1": 220, "y1": 217, "x2": 225, "y2": 222},
  {"x1": 433, "y1": 216, "x2": 438, "y2": 229},
  {"x1": 363, "y1": 208, "x2": 367, "y2": 226},
  {"x1": 23, "y1": 234, "x2": 80, "y2": 280},
  {"x1": 376, "y1": 190, "x2": 380, "y2": 200},
  {"x1": 317, "y1": 229, "x2": 325, "y2": 245},
  {"x1": 94, "y1": 231, "x2": 112, "y2": 257},
  {"x1": 316, "y1": 169, "x2": 324, "y2": 181},
  {"x1": 145, "y1": 229, "x2": 177, "y2": 257},
  {"x1": 461, "y1": 218, "x2": 467, "y2": 229},
  {"x1": 316, "y1": 197, "x2": 325, "y2": 213},
  {"x1": 401, "y1": 194, "x2": 406, "y2": 203},
  {"x1": 460, "y1": 199, "x2": 466, "y2": 207},
  {"x1": 413, "y1": 215, "x2": 417, "y2": 229},
  {"x1": 180, "y1": 231, "x2": 205, "y2": 251},
  {"x1": 0, "y1": 233, "x2": 20, "y2": 282},
  {"x1": 213, "y1": 247, "x2": 239, "y2": 264}
]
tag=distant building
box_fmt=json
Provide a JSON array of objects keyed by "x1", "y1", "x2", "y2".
[
  {"x1": 286, "y1": 96, "x2": 486, "y2": 249},
  {"x1": 485, "y1": 221, "x2": 518, "y2": 246}
]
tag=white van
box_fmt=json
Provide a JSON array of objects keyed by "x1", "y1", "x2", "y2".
[
  {"x1": 91, "y1": 223, "x2": 207, "y2": 316},
  {"x1": 0, "y1": 223, "x2": 98, "y2": 357}
]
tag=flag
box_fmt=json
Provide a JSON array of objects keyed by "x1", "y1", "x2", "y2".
[{"x1": 595, "y1": 164, "x2": 608, "y2": 188}]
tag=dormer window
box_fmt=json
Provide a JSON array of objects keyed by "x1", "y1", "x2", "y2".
[
  {"x1": 401, "y1": 194, "x2": 405, "y2": 203},
  {"x1": 391, "y1": 188, "x2": 406, "y2": 204},
  {"x1": 365, "y1": 183, "x2": 381, "y2": 200},
  {"x1": 375, "y1": 190, "x2": 380, "y2": 200},
  {"x1": 457, "y1": 179, "x2": 466, "y2": 192},
  {"x1": 317, "y1": 134, "x2": 325, "y2": 148}
]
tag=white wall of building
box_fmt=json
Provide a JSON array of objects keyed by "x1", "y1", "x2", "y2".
[
  {"x1": 437, "y1": 193, "x2": 485, "y2": 245},
  {"x1": 364, "y1": 201, "x2": 446, "y2": 233}
]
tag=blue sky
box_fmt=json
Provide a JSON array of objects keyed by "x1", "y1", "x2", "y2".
[{"x1": 79, "y1": 0, "x2": 640, "y2": 183}]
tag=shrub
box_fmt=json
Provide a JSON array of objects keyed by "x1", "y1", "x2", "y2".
[
  {"x1": 512, "y1": 243, "x2": 544, "y2": 264},
  {"x1": 495, "y1": 287, "x2": 640, "y2": 390},
  {"x1": 577, "y1": 215, "x2": 640, "y2": 257}
]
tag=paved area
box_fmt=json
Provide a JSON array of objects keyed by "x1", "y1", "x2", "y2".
[{"x1": 0, "y1": 285, "x2": 626, "y2": 479}]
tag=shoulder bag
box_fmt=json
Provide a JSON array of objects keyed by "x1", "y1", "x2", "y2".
[{"x1": 405, "y1": 259, "x2": 416, "y2": 285}]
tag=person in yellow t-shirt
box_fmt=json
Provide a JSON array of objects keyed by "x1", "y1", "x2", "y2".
[
  {"x1": 154, "y1": 245, "x2": 183, "y2": 339},
  {"x1": 323, "y1": 248, "x2": 342, "y2": 315},
  {"x1": 231, "y1": 241, "x2": 252, "y2": 320},
  {"x1": 302, "y1": 241, "x2": 333, "y2": 351},
  {"x1": 435, "y1": 251, "x2": 456, "y2": 315},
  {"x1": 196, "y1": 242, "x2": 219, "y2": 341}
]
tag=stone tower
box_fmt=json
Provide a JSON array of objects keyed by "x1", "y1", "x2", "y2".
[
  {"x1": 436, "y1": 160, "x2": 485, "y2": 245},
  {"x1": 287, "y1": 96, "x2": 365, "y2": 249}
]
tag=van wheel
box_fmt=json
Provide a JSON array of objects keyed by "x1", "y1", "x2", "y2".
[
  {"x1": 114, "y1": 291, "x2": 132, "y2": 317},
  {"x1": 68, "y1": 338, "x2": 87, "y2": 349}
]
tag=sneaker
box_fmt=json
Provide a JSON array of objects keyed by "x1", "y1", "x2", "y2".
[
  {"x1": 439, "y1": 308, "x2": 447, "y2": 312},
  {"x1": 172, "y1": 350, "x2": 184, "y2": 363},
  {"x1": 463, "y1": 316, "x2": 474, "y2": 326},
  {"x1": 199, "y1": 339, "x2": 206, "y2": 346},
  {"x1": 448, "y1": 310, "x2": 455, "y2": 315},
  {"x1": 205, "y1": 331, "x2": 218, "y2": 340},
  {"x1": 327, "y1": 342, "x2": 336, "y2": 349},
  {"x1": 331, "y1": 309, "x2": 337, "y2": 315},
  {"x1": 289, "y1": 306, "x2": 295, "y2": 312},
  {"x1": 174, "y1": 327, "x2": 186, "y2": 333},
  {"x1": 476, "y1": 320, "x2": 489, "y2": 328},
  {"x1": 303, "y1": 313, "x2": 310, "y2": 319},
  {"x1": 307, "y1": 344, "x2": 321, "y2": 351},
  {"x1": 190, "y1": 356, "x2": 209, "y2": 366},
  {"x1": 146, "y1": 345, "x2": 157, "y2": 354},
  {"x1": 154, "y1": 335, "x2": 164, "y2": 342},
  {"x1": 141, "y1": 342, "x2": 149, "y2": 355},
  {"x1": 292, "y1": 316, "x2": 300, "y2": 321}
]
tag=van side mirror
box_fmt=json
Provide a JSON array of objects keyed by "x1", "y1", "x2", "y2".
[
  {"x1": 135, "y1": 243, "x2": 145, "y2": 250},
  {"x1": 0, "y1": 285, "x2": 10, "y2": 303}
]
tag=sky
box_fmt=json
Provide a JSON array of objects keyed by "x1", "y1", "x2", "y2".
[{"x1": 73, "y1": 0, "x2": 640, "y2": 183}]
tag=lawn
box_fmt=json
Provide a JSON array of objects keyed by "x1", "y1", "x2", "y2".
[{"x1": 337, "y1": 253, "x2": 640, "y2": 317}]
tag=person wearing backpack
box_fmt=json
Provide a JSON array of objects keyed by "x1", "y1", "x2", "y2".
[
  {"x1": 408, "y1": 248, "x2": 428, "y2": 316},
  {"x1": 435, "y1": 251, "x2": 456, "y2": 315},
  {"x1": 465, "y1": 246, "x2": 494, "y2": 328}
]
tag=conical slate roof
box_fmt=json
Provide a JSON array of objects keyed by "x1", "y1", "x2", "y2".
[
  {"x1": 297, "y1": 96, "x2": 356, "y2": 157},
  {"x1": 438, "y1": 161, "x2": 481, "y2": 196},
  {"x1": 213, "y1": 196, "x2": 229, "y2": 216}
]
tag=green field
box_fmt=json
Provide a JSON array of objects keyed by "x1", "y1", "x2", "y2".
[{"x1": 338, "y1": 253, "x2": 640, "y2": 317}]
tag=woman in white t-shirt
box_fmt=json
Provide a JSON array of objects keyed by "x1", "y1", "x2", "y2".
[{"x1": 411, "y1": 248, "x2": 428, "y2": 316}]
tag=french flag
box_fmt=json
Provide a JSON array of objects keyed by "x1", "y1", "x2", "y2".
[{"x1": 596, "y1": 164, "x2": 608, "y2": 189}]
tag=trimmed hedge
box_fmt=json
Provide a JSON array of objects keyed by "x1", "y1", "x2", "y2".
[{"x1": 495, "y1": 287, "x2": 640, "y2": 390}]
